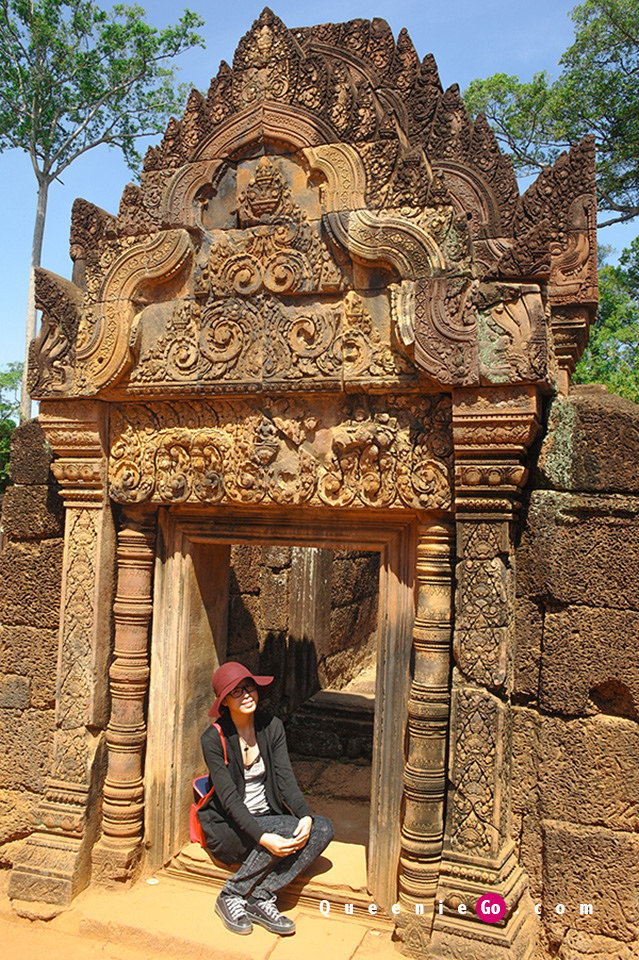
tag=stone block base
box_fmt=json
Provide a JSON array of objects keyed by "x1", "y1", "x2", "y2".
[
  {"x1": 425, "y1": 849, "x2": 538, "y2": 960},
  {"x1": 8, "y1": 832, "x2": 89, "y2": 905},
  {"x1": 92, "y1": 836, "x2": 143, "y2": 884},
  {"x1": 428, "y1": 900, "x2": 537, "y2": 960}
]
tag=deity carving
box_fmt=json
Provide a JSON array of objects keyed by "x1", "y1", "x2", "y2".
[{"x1": 109, "y1": 395, "x2": 453, "y2": 512}]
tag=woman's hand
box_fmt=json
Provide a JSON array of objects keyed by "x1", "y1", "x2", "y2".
[
  {"x1": 292, "y1": 815, "x2": 312, "y2": 849},
  {"x1": 259, "y1": 832, "x2": 302, "y2": 857}
]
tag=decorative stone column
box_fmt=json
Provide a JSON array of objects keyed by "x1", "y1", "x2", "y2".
[
  {"x1": 92, "y1": 507, "x2": 157, "y2": 882},
  {"x1": 397, "y1": 521, "x2": 454, "y2": 955},
  {"x1": 429, "y1": 385, "x2": 541, "y2": 960},
  {"x1": 9, "y1": 401, "x2": 115, "y2": 906}
]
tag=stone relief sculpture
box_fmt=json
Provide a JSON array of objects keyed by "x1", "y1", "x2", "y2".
[
  {"x1": 27, "y1": 11, "x2": 597, "y2": 404},
  {"x1": 16, "y1": 9, "x2": 598, "y2": 960}
]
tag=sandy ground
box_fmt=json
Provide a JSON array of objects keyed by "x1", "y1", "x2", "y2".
[{"x1": 0, "y1": 869, "x2": 403, "y2": 960}]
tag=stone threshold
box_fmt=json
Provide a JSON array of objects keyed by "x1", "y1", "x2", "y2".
[{"x1": 167, "y1": 838, "x2": 396, "y2": 928}]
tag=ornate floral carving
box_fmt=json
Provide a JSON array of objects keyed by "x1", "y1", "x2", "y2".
[
  {"x1": 109, "y1": 396, "x2": 453, "y2": 511},
  {"x1": 74, "y1": 229, "x2": 195, "y2": 392},
  {"x1": 455, "y1": 556, "x2": 510, "y2": 686},
  {"x1": 475, "y1": 283, "x2": 549, "y2": 384},
  {"x1": 449, "y1": 688, "x2": 503, "y2": 856},
  {"x1": 128, "y1": 291, "x2": 417, "y2": 390},
  {"x1": 207, "y1": 157, "x2": 342, "y2": 297},
  {"x1": 413, "y1": 278, "x2": 480, "y2": 386},
  {"x1": 51, "y1": 510, "x2": 98, "y2": 781}
]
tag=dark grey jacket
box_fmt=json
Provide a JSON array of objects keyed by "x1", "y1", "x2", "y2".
[{"x1": 198, "y1": 708, "x2": 311, "y2": 865}]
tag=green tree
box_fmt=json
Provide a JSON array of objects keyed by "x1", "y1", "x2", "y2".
[
  {"x1": 0, "y1": 0, "x2": 204, "y2": 421},
  {"x1": 464, "y1": 0, "x2": 639, "y2": 228},
  {"x1": 573, "y1": 239, "x2": 639, "y2": 402},
  {"x1": 0, "y1": 362, "x2": 23, "y2": 494}
]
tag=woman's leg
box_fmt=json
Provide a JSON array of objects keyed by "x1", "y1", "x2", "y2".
[
  {"x1": 221, "y1": 814, "x2": 298, "y2": 899},
  {"x1": 221, "y1": 814, "x2": 334, "y2": 900},
  {"x1": 249, "y1": 815, "x2": 334, "y2": 900}
]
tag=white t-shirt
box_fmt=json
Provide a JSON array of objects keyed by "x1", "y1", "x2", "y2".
[{"x1": 243, "y1": 753, "x2": 270, "y2": 815}]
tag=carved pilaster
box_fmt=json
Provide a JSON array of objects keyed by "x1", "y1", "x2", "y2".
[
  {"x1": 550, "y1": 305, "x2": 592, "y2": 396},
  {"x1": 92, "y1": 507, "x2": 156, "y2": 882},
  {"x1": 397, "y1": 522, "x2": 454, "y2": 956},
  {"x1": 429, "y1": 386, "x2": 541, "y2": 960},
  {"x1": 9, "y1": 402, "x2": 114, "y2": 906}
]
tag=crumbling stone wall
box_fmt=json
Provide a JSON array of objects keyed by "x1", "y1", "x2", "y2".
[
  {"x1": 0, "y1": 422, "x2": 63, "y2": 867},
  {"x1": 513, "y1": 385, "x2": 639, "y2": 960},
  {"x1": 326, "y1": 549, "x2": 378, "y2": 687},
  {"x1": 227, "y1": 544, "x2": 379, "y2": 712}
]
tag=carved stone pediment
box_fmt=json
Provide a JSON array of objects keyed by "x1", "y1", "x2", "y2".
[{"x1": 28, "y1": 10, "x2": 596, "y2": 403}]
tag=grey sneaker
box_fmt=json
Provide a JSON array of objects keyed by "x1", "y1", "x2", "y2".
[
  {"x1": 215, "y1": 892, "x2": 253, "y2": 935},
  {"x1": 246, "y1": 895, "x2": 295, "y2": 935}
]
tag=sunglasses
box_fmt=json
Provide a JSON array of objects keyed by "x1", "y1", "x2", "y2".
[{"x1": 228, "y1": 681, "x2": 258, "y2": 700}]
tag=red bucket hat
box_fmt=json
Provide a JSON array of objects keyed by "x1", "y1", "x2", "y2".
[{"x1": 208, "y1": 661, "x2": 274, "y2": 718}]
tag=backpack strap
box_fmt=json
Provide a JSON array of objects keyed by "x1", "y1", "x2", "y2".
[
  {"x1": 211, "y1": 721, "x2": 228, "y2": 766},
  {"x1": 195, "y1": 722, "x2": 228, "y2": 810}
]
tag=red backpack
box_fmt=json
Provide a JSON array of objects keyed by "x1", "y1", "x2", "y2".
[{"x1": 189, "y1": 722, "x2": 228, "y2": 847}]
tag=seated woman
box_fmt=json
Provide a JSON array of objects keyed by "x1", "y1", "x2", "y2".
[{"x1": 199, "y1": 660, "x2": 334, "y2": 936}]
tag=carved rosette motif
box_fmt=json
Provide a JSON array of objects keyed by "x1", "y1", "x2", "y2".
[{"x1": 108, "y1": 396, "x2": 453, "y2": 512}]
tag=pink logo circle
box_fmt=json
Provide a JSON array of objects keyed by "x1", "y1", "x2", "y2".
[{"x1": 476, "y1": 892, "x2": 507, "y2": 923}]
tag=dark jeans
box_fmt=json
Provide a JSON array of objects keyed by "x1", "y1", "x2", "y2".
[{"x1": 222, "y1": 814, "x2": 334, "y2": 901}]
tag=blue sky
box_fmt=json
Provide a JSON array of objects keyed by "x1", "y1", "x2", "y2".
[{"x1": 0, "y1": 0, "x2": 635, "y2": 369}]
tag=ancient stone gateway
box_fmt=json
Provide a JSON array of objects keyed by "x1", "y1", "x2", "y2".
[{"x1": 9, "y1": 10, "x2": 599, "y2": 958}]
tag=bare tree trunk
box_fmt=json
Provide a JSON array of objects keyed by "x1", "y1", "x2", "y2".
[{"x1": 20, "y1": 176, "x2": 49, "y2": 422}]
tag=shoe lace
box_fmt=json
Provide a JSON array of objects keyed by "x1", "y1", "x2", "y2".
[
  {"x1": 224, "y1": 895, "x2": 248, "y2": 921},
  {"x1": 256, "y1": 897, "x2": 282, "y2": 921}
]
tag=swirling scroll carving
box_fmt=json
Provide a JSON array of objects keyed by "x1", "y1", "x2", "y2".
[
  {"x1": 109, "y1": 396, "x2": 452, "y2": 511},
  {"x1": 75, "y1": 230, "x2": 195, "y2": 391},
  {"x1": 412, "y1": 277, "x2": 479, "y2": 386},
  {"x1": 304, "y1": 142, "x2": 447, "y2": 279}
]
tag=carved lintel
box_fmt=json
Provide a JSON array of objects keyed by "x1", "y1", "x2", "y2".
[
  {"x1": 92, "y1": 507, "x2": 157, "y2": 883},
  {"x1": 397, "y1": 523, "x2": 454, "y2": 951},
  {"x1": 108, "y1": 396, "x2": 453, "y2": 513}
]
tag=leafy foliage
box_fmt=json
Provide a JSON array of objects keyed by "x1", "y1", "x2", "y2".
[
  {"x1": 464, "y1": 0, "x2": 639, "y2": 226},
  {"x1": 0, "y1": 0, "x2": 205, "y2": 175},
  {"x1": 574, "y1": 239, "x2": 639, "y2": 402},
  {"x1": 0, "y1": 362, "x2": 23, "y2": 494}
]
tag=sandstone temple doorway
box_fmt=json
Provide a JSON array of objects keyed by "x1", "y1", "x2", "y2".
[
  {"x1": 14, "y1": 11, "x2": 600, "y2": 956},
  {"x1": 143, "y1": 506, "x2": 416, "y2": 910}
]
